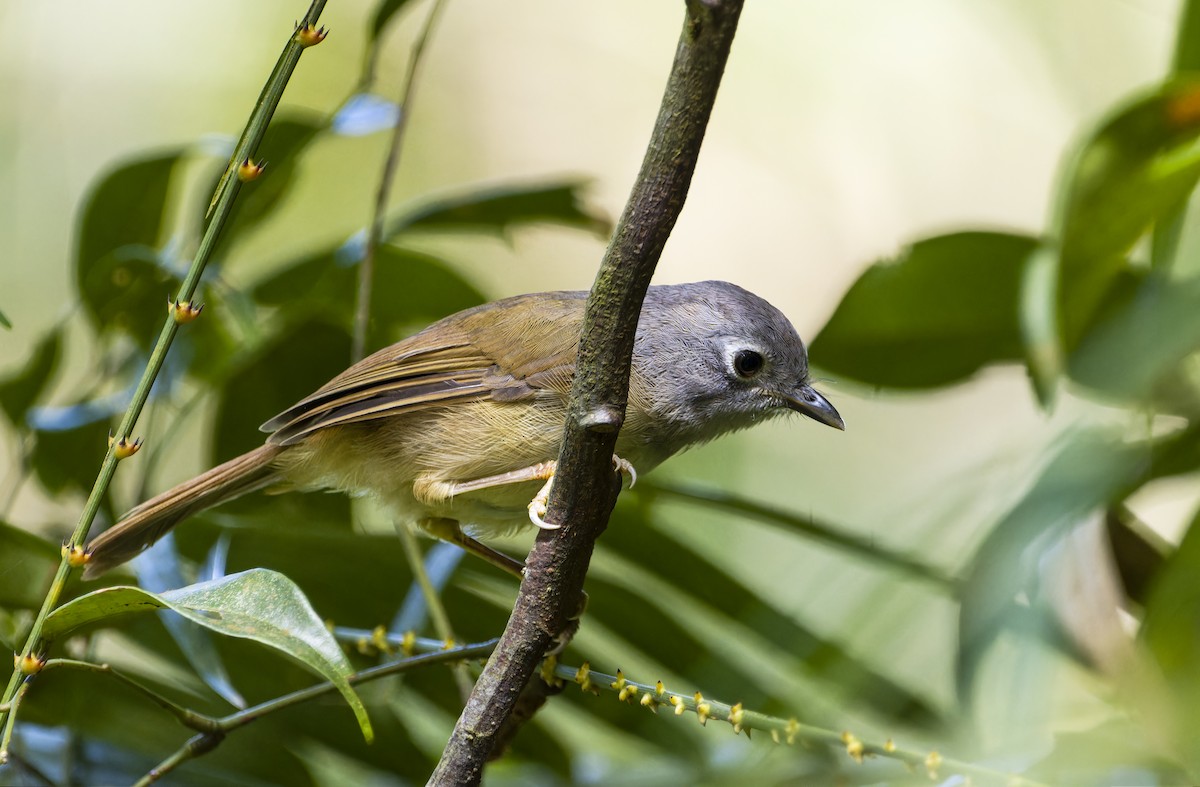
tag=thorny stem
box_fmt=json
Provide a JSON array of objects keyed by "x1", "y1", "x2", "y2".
[
  {"x1": 0, "y1": 0, "x2": 329, "y2": 755},
  {"x1": 351, "y1": 0, "x2": 449, "y2": 362}
]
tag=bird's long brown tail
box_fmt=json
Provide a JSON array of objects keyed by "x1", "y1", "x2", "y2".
[{"x1": 83, "y1": 444, "x2": 285, "y2": 579}]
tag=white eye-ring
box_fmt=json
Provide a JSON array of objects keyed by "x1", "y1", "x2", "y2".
[{"x1": 732, "y1": 348, "x2": 765, "y2": 378}]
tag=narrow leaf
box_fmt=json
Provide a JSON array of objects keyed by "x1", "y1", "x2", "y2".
[{"x1": 388, "y1": 180, "x2": 611, "y2": 238}]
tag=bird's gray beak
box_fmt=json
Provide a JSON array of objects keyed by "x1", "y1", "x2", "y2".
[{"x1": 784, "y1": 385, "x2": 845, "y2": 431}]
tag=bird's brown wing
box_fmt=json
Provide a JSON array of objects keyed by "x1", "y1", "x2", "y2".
[{"x1": 261, "y1": 293, "x2": 586, "y2": 446}]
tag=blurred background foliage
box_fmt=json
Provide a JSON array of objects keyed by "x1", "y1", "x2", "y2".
[{"x1": 3, "y1": 0, "x2": 1200, "y2": 784}]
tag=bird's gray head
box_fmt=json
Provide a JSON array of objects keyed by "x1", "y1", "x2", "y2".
[{"x1": 635, "y1": 281, "x2": 844, "y2": 447}]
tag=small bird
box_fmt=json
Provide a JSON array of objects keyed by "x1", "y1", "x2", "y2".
[{"x1": 83, "y1": 280, "x2": 844, "y2": 579}]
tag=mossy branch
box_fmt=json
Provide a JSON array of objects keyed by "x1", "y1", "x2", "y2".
[{"x1": 430, "y1": 2, "x2": 746, "y2": 783}]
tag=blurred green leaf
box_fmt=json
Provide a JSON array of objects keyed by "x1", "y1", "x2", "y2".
[
  {"x1": 1055, "y1": 80, "x2": 1200, "y2": 343},
  {"x1": 1070, "y1": 273, "x2": 1200, "y2": 405},
  {"x1": 44, "y1": 569, "x2": 373, "y2": 742},
  {"x1": 75, "y1": 151, "x2": 184, "y2": 344},
  {"x1": 0, "y1": 520, "x2": 58, "y2": 609},
  {"x1": 638, "y1": 482, "x2": 957, "y2": 591},
  {"x1": 594, "y1": 502, "x2": 946, "y2": 729},
  {"x1": 80, "y1": 256, "x2": 183, "y2": 350},
  {"x1": 1142, "y1": 505, "x2": 1200, "y2": 771},
  {"x1": 31, "y1": 415, "x2": 111, "y2": 495},
  {"x1": 0, "y1": 327, "x2": 62, "y2": 427},
  {"x1": 809, "y1": 231, "x2": 1037, "y2": 388},
  {"x1": 957, "y1": 430, "x2": 1149, "y2": 697},
  {"x1": 1020, "y1": 244, "x2": 1063, "y2": 408},
  {"x1": 0, "y1": 309, "x2": 10, "y2": 329},
  {"x1": 368, "y1": 0, "x2": 419, "y2": 43},
  {"x1": 252, "y1": 245, "x2": 486, "y2": 346},
  {"x1": 1173, "y1": 0, "x2": 1200, "y2": 73},
  {"x1": 211, "y1": 318, "x2": 351, "y2": 462},
  {"x1": 389, "y1": 180, "x2": 611, "y2": 238},
  {"x1": 1028, "y1": 716, "x2": 1192, "y2": 785}
]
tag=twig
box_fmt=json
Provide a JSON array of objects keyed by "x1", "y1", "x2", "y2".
[
  {"x1": 41, "y1": 659, "x2": 220, "y2": 733},
  {"x1": 429, "y1": 2, "x2": 746, "y2": 783},
  {"x1": 0, "y1": 0, "x2": 329, "y2": 740},
  {"x1": 352, "y1": 0, "x2": 449, "y2": 362},
  {"x1": 549, "y1": 662, "x2": 1046, "y2": 787},
  {"x1": 396, "y1": 524, "x2": 476, "y2": 702}
]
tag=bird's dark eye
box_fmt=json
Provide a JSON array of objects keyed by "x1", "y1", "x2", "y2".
[{"x1": 733, "y1": 349, "x2": 765, "y2": 378}]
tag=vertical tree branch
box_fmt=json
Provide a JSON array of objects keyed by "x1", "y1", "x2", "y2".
[{"x1": 428, "y1": 1, "x2": 745, "y2": 783}]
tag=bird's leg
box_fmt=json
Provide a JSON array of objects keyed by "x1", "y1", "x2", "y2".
[
  {"x1": 525, "y1": 456, "x2": 637, "y2": 530},
  {"x1": 419, "y1": 517, "x2": 526, "y2": 579}
]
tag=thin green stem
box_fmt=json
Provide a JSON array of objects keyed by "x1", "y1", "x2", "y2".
[
  {"x1": 352, "y1": 0, "x2": 449, "y2": 362},
  {"x1": 396, "y1": 525, "x2": 475, "y2": 702},
  {"x1": 218, "y1": 639, "x2": 497, "y2": 733},
  {"x1": 133, "y1": 731, "x2": 223, "y2": 787},
  {"x1": 551, "y1": 662, "x2": 1044, "y2": 787},
  {"x1": 41, "y1": 659, "x2": 220, "y2": 733},
  {"x1": 0, "y1": 680, "x2": 29, "y2": 764},
  {"x1": 0, "y1": 0, "x2": 328, "y2": 734}
]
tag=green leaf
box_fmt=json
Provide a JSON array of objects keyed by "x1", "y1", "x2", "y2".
[
  {"x1": 0, "y1": 308, "x2": 10, "y2": 329},
  {"x1": 0, "y1": 521, "x2": 59, "y2": 609},
  {"x1": 30, "y1": 415, "x2": 112, "y2": 495},
  {"x1": 0, "y1": 327, "x2": 62, "y2": 427},
  {"x1": 1069, "y1": 273, "x2": 1200, "y2": 404},
  {"x1": 809, "y1": 231, "x2": 1038, "y2": 388},
  {"x1": 1173, "y1": 0, "x2": 1200, "y2": 73},
  {"x1": 389, "y1": 180, "x2": 612, "y2": 239},
  {"x1": 211, "y1": 318, "x2": 352, "y2": 462},
  {"x1": 43, "y1": 568, "x2": 373, "y2": 742},
  {"x1": 1142, "y1": 505, "x2": 1200, "y2": 771},
  {"x1": 75, "y1": 151, "x2": 183, "y2": 342},
  {"x1": 251, "y1": 245, "x2": 486, "y2": 346},
  {"x1": 368, "y1": 0, "x2": 419, "y2": 43},
  {"x1": 957, "y1": 430, "x2": 1149, "y2": 697},
  {"x1": 1054, "y1": 80, "x2": 1200, "y2": 343}
]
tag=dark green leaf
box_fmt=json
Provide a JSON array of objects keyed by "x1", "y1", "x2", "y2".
[
  {"x1": 211, "y1": 318, "x2": 351, "y2": 462},
  {"x1": 389, "y1": 180, "x2": 611, "y2": 239},
  {"x1": 0, "y1": 327, "x2": 62, "y2": 427},
  {"x1": 0, "y1": 309, "x2": 10, "y2": 329},
  {"x1": 43, "y1": 569, "x2": 373, "y2": 742},
  {"x1": 30, "y1": 415, "x2": 112, "y2": 495},
  {"x1": 809, "y1": 231, "x2": 1037, "y2": 388},
  {"x1": 251, "y1": 245, "x2": 486, "y2": 347},
  {"x1": 75, "y1": 151, "x2": 183, "y2": 341},
  {"x1": 79, "y1": 255, "x2": 182, "y2": 349},
  {"x1": 0, "y1": 520, "x2": 59, "y2": 609},
  {"x1": 1055, "y1": 80, "x2": 1200, "y2": 343}
]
